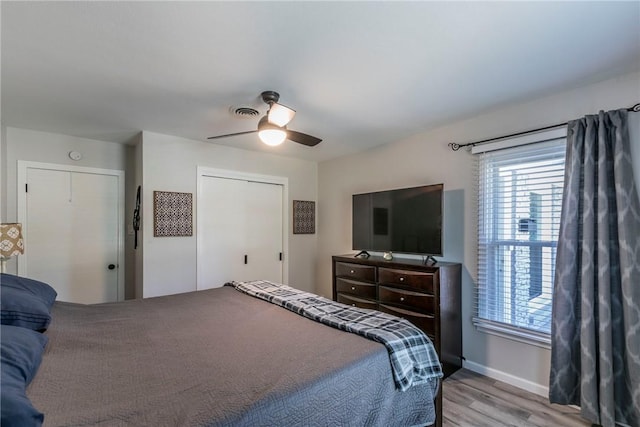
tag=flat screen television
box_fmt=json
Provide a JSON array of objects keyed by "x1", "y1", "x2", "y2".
[{"x1": 352, "y1": 183, "x2": 443, "y2": 257}]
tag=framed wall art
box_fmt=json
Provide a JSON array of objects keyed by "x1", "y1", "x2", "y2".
[
  {"x1": 153, "y1": 191, "x2": 193, "y2": 237},
  {"x1": 293, "y1": 200, "x2": 315, "y2": 234}
]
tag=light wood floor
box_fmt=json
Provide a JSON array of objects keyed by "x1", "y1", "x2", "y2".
[{"x1": 442, "y1": 369, "x2": 591, "y2": 427}]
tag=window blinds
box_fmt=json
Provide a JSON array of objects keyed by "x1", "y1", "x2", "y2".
[{"x1": 474, "y1": 138, "x2": 566, "y2": 343}]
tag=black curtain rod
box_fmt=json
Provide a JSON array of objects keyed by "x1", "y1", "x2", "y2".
[{"x1": 448, "y1": 102, "x2": 640, "y2": 151}]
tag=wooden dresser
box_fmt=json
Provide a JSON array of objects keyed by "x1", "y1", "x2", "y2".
[{"x1": 332, "y1": 254, "x2": 462, "y2": 378}]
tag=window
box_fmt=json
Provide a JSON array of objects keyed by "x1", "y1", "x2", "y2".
[{"x1": 474, "y1": 134, "x2": 566, "y2": 345}]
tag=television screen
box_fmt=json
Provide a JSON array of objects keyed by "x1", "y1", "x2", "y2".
[{"x1": 352, "y1": 184, "x2": 443, "y2": 256}]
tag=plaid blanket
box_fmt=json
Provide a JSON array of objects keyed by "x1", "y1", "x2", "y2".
[{"x1": 225, "y1": 280, "x2": 443, "y2": 391}]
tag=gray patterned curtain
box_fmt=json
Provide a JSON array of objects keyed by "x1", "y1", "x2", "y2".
[{"x1": 549, "y1": 109, "x2": 640, "y2": 427}]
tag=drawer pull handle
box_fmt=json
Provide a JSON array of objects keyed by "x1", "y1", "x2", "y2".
[
  {"x1": 350, "y1": 270, "x2": 355, "y2": 274},
  {"x1": 400, "y1": 277, "x2": 404, "y2": 281},
  {"x1": 352, "y1": 304, "x2": 356, "y2": 307},
  {"x1": 351, "y1": 286, "x2": 356, "y2": 291},
  {"x1": 400, "y1": 297, "x2": 405, "y2": 302}
]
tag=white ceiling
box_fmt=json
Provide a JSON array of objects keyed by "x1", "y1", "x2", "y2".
[{"x1": 2, "y1": 1, "x2": 639, "y2": 162}]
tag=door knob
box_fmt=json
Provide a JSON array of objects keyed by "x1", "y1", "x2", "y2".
[{"x1": 108, "y1": 264, "x2": 116, "y2": 270}]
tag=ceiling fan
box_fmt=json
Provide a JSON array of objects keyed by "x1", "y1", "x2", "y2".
[{"x1": 207, "y1": 91, "x2": 322, "y2": 147}]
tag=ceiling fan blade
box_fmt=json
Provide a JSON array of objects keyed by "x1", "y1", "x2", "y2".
[
  {"x1": 207, "y1": 130, "x2": 257, "y2": 140},
  {"x1": 268, "y1": 103, "x2": 296, "y2": 127},
  {"x1": 287, "y1": 130, "x2": 322, "y2": 147}
]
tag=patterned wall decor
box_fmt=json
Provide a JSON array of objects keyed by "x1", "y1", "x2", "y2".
[
  {"x1": 293, "y1": 200, "x2": 315, "y2": 234},
  {"x1": 153, "y1": 191, "x2": 193, "y2": 237}
]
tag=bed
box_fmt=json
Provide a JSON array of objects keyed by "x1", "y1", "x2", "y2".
[{"x1": 2, "y1": 274, "x2": 442, "y2": 426}]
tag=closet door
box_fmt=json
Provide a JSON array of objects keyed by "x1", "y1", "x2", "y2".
[
  {"x1": 21, "y1": 166, "x2": 121, "y2": 304},
  {"x1": 244, "y1": 181, "x2": 283, "y2": 282},
  {"x1": 199, "y1": 177, "x2": 247, "y2": 289},
  {"x1": 198, "y1": 176, "x2": 284, "y2": 290}
]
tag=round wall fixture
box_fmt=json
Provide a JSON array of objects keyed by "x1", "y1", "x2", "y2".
[{"x1": 69, "y1": 151, "x2": 82, "y2": 161}]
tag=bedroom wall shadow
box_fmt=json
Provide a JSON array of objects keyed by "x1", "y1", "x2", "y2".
[
  {"x1": 443, "y1": 188, "x2": 475, "y2": 376},
  {"x1": 443, "y1": 189, "x2": 464, "y2": 264}
]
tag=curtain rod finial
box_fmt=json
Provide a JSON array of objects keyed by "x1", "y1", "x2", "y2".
[{"x1": 448, "y1": 142, "x2": 461, "y2": 151}]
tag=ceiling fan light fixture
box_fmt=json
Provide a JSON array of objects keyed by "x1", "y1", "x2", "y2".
[
  {"x1": 259, "y1": 128, "x2": 287, "y2": 146},
  {"x1": 258, "y1": 116, "x2": 287, "y2": 146},
  {"x1": 268, "y1": 103, "x2": 296, "y2": 127},
  {"x1": 207, "y1": 91, "x2": 321, "y2": 147}
]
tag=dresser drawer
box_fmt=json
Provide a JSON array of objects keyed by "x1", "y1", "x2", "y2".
[
  {"x1": 378, "y1": 268, "x2": 434, "y2": 293},
  {"x1": 337, "y1": 293, "x2": 378, "y2": 310},
  {"x1": 335, "y1": 262, "x2": 376, "y2": 283},
  {"x1": 378, "y1": 304, "x2": 435, "y2": 336},
  {"x1": 379, "y1": 286, "x2": 435, "y2": 313},
  {"x1": 336, "y1": 278, "x2": 377, "y2": 299}
]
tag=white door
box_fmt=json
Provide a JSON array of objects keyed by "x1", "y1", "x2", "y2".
[
  {"x1": 244, "y1": 181, "x2": 283, "y2": 282},
  {"x1": 199, "y1": 177, "x2": 247, "y2": 288},
  {"x1": 18, "y1": 162, "x2": 124, "y2": 304},
  {"x1": 198, "y1": 174, "x2": 284, "y2": 290}
]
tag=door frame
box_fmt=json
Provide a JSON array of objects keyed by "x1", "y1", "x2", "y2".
[
  {"x1": 196, "y1": 167, "x2": 289, "y2": 290},
  {"x1": 17, "y1": 161, "x2": 126, "y2": 301}
]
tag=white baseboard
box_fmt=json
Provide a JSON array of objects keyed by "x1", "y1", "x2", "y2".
[{"x1": 462, "y1": 360, "x2": 549, "y2": 398}]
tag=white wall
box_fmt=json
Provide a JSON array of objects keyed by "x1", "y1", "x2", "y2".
[
  {"x1": 141, "y1": 131, "x2": 318, "y2": 298},
  {"x1": 317, "y1": 71, "x2": 640, "y2": 395},
  {"x1": 133, "y1": 135, "x2": 144, "y2": 299},
  {"x1": 125, "y1": 133, "x2": 142, "y2": 299},
  {"x1": 3, "y1": 127, "x2": 131, "y2": 277},
  {"x1": 1, "y1": 125, "x2": 7, "y2": 220}
]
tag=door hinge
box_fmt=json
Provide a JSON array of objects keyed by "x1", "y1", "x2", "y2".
[
  {"x1": 244, "y1": 255, "x2": 248, "y2": 265},
  {"x1": 25, "y1": 183, "x2": 28, "y2": 193},
  {"x1": 279, "y1": 252, "x2": 283, "y2": 261}
]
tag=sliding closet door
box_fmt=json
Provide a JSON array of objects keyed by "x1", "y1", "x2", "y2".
[
  {"x1": 198, "y1": 177, "x2": 247, "y2": 289},
  {"x1": 198, "y1": 176, "x2": 284, "y2": 290},
  {"x1": 244, "y1": 181, "x2": 283, "y2": 282}
]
